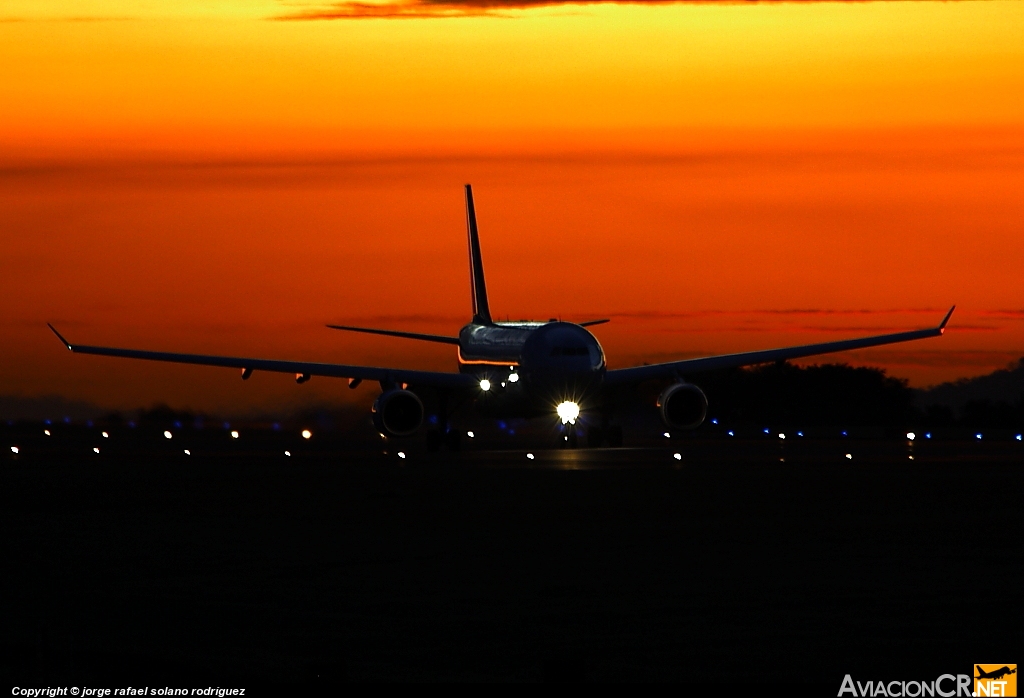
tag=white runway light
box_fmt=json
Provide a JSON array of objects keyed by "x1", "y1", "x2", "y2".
[
  {"x1": 398, "y1": 451, "x2": 406, "y2": 459},
  {"x1": 673, "y1": 453, "x2": 682, "y2": 461},
  {"x1": 906, "y1": 432, "x2": 916, "y2": 441},
  {"x1": 479, "y1": 379, "x2": 491, "y2": 391},
  {"x1": 10, "y1": 446, "x2": 19, "y2": 454},
  {"x1": 184, "y1": 449, "x2": 191, "y2": 456},
  {"x1": 284, "y1": 450, "x2": 291, "y2": 456},
  {"x1": 44, "y1": 429, "x2": 51, "y2": 436},
  {"x1": 93, "y1": 447, "x2": 99, "y2": 454},
  {"x1": 102, "y1": 431, "x2": 109, "y2": 438},
  {"x1": 507, "y1": 373, "x2": 519, "y2": 383},
  {"x1": 845, "y1": 453, "x2": 853, "y2": 460},
  {"x1": 163, "y1": 430, "x2": 172, "y2": 439},
  {"x1": 556, "y1": 401, "x2": 579, "y2": 425},
  {"x1": 526, "y1": 453, "x2": 535, "y2": 460},
  {"x1": 467, "y1": 431, "x2": 474, "y2": 438},
  {"x1": 301, "y1": 429, "x2": 312, "y2": 440}
]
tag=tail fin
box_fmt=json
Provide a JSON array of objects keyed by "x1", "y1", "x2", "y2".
[{"x1": 465, "y1": 184, "x2": 492, "y2": 325}]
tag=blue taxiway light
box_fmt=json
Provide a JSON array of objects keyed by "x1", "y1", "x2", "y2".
[
  {"x1": 727, "y1": 431, "x2": 734, "y2": 436},
  {"x1": 763, "y1": 428, "x2": 770, "y2": 434},
  {"x1": 711, "y1": 419, "x2": 718, "y2": 425},
  {"x1": 975, "y1": 433, "x2": 983, "y2": 440},
  {"x1": 1016, "y1": 434, "x2": 1022, "y2": 441}
]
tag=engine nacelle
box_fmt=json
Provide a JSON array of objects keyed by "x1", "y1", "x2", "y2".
[
  {"x1": 371, "y1": 389, "x2": 425, "y2": 437},
  {"x1": 657, "y1": 382, "x2": 708, "y2": 430}
]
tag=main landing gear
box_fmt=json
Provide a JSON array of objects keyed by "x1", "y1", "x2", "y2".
[
  {"x1": 585, "y1": 425, "x2": 623, "y2": 448},
  {"x1": 426, "y1": 428, "x2": 461, "y2": 453}
]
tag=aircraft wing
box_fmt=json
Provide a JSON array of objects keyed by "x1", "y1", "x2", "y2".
[
  {"x1": 603, "y1": 306, "x2": 955, "y2": 387},
  {"x1": 47, "y1": 324, "x2": 477, "y2": 390}
]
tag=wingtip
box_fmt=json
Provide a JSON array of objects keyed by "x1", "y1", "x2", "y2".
[
  {"x1": 939, "y1": 305, "x2": 956, "y2": 331},
  {"x1": 47, "y1": 323, "x2": 73, "y2": 351}
]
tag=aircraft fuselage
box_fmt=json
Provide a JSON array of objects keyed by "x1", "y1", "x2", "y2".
[{"x1": 457, "y1": 321, "x2": 606, "y2": 417}]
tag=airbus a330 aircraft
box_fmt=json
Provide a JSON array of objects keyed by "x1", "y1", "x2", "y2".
[{"x1": 49, "y1": 185, "x2": 954, "y2": 449}]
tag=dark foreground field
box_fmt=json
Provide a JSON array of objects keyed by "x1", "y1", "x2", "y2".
[{"x1": 2, "y1": 441, "x2": 1020, "y2": 686}]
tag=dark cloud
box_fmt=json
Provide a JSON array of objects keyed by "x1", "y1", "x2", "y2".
[{"x1": 273, "y1": 0, "x2": 893, "y2": 21}]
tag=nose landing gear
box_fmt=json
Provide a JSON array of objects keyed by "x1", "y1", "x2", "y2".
[{"x1": 559, "y1": 423, "x2": 579, "y2": 449}]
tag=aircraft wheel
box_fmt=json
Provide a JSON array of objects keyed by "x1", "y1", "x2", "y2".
[
  {"x1": 606, "y1": 426, "x2": 623, "y2": 448},
  {"x1": 426, "y1": 429, "x2": 442, "y2": 453}
]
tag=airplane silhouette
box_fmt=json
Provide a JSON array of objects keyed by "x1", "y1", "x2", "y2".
[
  {"x1": 49, "y1": 185, "x2": 955, "y2": 449},
  {"x1": 976, "y1": 666, "x2": 1017, "y2": 681}
]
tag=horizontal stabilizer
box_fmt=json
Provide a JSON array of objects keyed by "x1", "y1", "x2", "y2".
[
  {"x1": 577, "y1": 319, "x2": 610, "y2": 328},
  {"x1": 326, "y1": 324, "x2": 460, "y2": 345}
]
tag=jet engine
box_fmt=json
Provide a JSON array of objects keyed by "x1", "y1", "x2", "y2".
[
  {"x1": 657, "y1": 383, "x2": 708, "y2": 430},
  {"x1": 371, "y1": 389, "x2": 425, "y2": 437}
]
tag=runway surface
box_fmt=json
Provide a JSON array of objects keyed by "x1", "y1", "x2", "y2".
[{"x1": 2, "y1": 442, "x2": 1020, "y2": 684}]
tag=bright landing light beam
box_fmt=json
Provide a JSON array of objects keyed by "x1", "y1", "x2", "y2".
[{"x1": 556, "y1": 401, "x2": 580, "y2": 425}]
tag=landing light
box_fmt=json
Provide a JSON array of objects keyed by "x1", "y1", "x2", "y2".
[
  {"x1": 301, "y1": 429, "x2": 312, "y2": 440},
  {"x1": 480, "y1": 379, "x2": 491, "y2": 392},
  {"x1": 556, "y1": 401, "x2": 579, "y2": 425},
  {"x1": 508, "y1": 373, "x2": 519, "y2": 383}
]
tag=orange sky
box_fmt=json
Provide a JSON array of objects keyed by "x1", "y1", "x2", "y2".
[{"x1": 2, "y1": 1, "x2": 1023, "y2": 415}]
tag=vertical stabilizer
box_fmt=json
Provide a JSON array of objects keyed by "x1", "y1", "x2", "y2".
[{"x1": 465, "y1": 184, "x2": 493, "y2": 325}]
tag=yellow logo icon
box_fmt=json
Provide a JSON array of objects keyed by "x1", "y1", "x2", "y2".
[{"x1": 975, "y1": 665, "x2": 1017, "y2": 697}]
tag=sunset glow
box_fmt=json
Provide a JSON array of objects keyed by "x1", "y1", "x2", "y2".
[{"x1": 2, "y1": 1, "x2": 1023, "y2": 415}]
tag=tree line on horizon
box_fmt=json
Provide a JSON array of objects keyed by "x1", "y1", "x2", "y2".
[{"x1": 4, "y1": 359, "x2": 1023, "y2": 432}]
